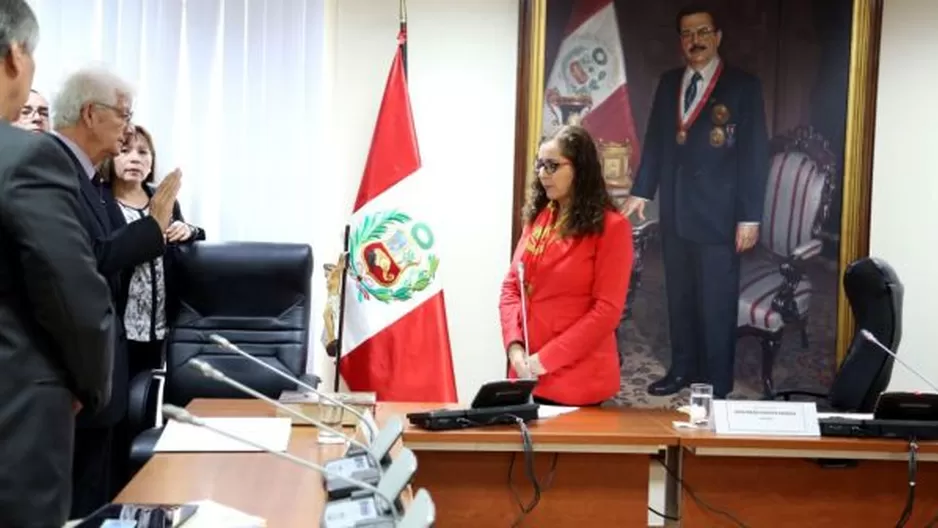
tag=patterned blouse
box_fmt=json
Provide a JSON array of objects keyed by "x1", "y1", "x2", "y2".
[{"x1": 117, "y1": 202, "x2": 167, "y2": 342}]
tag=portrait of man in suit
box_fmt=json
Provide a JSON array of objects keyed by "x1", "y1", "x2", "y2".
[
  {"x1": 623, "y1": 4, "x2": 769, "y2": 399},
  {"x1": 535, "y1": 0, "x2": 857, "y2": 407}
]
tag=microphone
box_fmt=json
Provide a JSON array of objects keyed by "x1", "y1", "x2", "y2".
[
  {"x1": 398, "y1": 488, "x2": 436, "y2": 528},
  {"x1": 516, "y1": 263, "x2": 532, "y2": 369},
  {"x1": 860, "y1": 329, "x2": 938, "y2": 393},
  {"x1": 161, "y1": 404, "x2": 411, "y2": 526},
  {"x1": 187, "y1": 359, "x2": 385, "y2": 499},
  {"x1": 208, "y1": 334, "x2": 404, "y2": 454},
  {"x1": 207, "y1": 334, "x2": 404, "y2": 466}
]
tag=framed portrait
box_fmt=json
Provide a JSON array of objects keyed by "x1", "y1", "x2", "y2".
[{"x1": 512, "y1": 0, "x2": 882, "y2": 406}]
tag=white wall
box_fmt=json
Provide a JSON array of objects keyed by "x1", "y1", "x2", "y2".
[
  {"x1": 870, "y1": 0, "x2": 938, "y2": 390},
  {"x1": 323, "y1": 0, "x2": 519, "y2": 402}
]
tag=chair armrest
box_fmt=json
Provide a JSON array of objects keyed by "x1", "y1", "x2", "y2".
[
  {"x1": 791, "y1": 239, "x2": 823, "y2": 261},
  {"x1": 128, "y1": 369, "x2": 164, "y2": 432},
  {"x1": 129, "y1": 427, "x2": 164, "y2": 474},
  {"x1": 773, "y1": 389, "x2": 829, "y2": 401},
  {"x1": 299, "y1": 373, "x2": 321, "y2": 390}
]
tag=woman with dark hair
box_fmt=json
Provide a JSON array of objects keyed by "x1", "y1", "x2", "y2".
[
  {"x1": 499, "y1": 125, "x2": 633, "y2": 407},
  {"x1": 98, "y1": 125, "x2": 205, "y2": 377}
]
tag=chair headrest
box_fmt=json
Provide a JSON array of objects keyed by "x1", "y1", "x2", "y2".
[
  {"x1": 843, "y1": 256, "x2": 903, "y2": 305},
  {"x1": 173, "y1": 242, "x2": 313, "y2": 317}
]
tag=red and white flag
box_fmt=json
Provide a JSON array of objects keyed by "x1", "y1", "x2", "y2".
[
  {"x1": 339, "y1": 35, "x2": 458, "y2": 403},
  {"x1": 542, "y1": 0, "x2": 641, "y2": 182}
]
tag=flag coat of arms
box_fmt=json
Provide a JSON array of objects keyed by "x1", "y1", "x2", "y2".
[
  {"x1": 542, "y1": 0, "x2": 641, "y2": 180},
  {"x1": 338, "y1": 35, "x2": 457, "y2": 403}
]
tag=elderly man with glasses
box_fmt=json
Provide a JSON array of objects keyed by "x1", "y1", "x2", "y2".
[{"x1": 48, "y1": 65, "x2": 183, "y2": 518}]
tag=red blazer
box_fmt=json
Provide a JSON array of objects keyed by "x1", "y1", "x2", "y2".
[{"x1": 499, "y1": 210, "x2": 633, "y2": 405}]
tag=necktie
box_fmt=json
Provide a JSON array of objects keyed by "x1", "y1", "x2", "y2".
[{"x1": 684, "y1": 72, "x2": 702, "y2": 114}]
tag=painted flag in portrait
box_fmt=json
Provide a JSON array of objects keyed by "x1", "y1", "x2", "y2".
[
  {"x1": 542, "y1": 0, "x2": 641, "y2": 188},
  {"x1": 339, "y1": 33, "x2": 458, "y2": 403}
]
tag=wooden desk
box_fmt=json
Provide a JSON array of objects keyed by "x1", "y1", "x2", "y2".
[
  {"x1": 115, "y1": 399, "x2": 345, "y2": 527},
  {"x1": 677, "y1": 429, "x2": 938, "y2": 527},
  {"x1": 380, "y1": 403, "x2": 680, "y2": 527}
]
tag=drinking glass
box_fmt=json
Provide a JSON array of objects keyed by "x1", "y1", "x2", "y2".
[
  {"x1": 316, "y1": 401, "x2": 347, "y2": 444},
  {"x1": 688, "y1": 383, "x2": 714, "y2": 429}
]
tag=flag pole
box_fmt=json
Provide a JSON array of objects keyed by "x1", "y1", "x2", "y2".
[
  {"x1": 399, "y1": 0, "x2": 407, "y2": 76},
  {"x1": 333, "y1": 224, "x2": 351, "y2": 392}
]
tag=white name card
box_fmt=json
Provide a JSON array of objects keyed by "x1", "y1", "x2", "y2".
[{"x1": 713, "y1": 400, "x2": 821, "y2": 437}]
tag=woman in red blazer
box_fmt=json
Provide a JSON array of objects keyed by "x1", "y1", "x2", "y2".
[{"x1": 500, "y1": 125, "x2": 634, "y2": 406}]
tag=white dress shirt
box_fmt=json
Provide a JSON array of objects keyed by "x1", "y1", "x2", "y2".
[{"x1": 680, "y1": 57, "x2": 722, "y2": 123}]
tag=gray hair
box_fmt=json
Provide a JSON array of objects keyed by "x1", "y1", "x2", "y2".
[
  {"x1": 51, "y1": 65, "x2": 135, "y2": 128},
  {"x1": 0, "y1": 0, "x2": 40, "y2": 57}
]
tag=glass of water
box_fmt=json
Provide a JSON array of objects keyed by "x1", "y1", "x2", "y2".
[{"x1": 688, "y1": 383, "x2": 714, "y2": 429}]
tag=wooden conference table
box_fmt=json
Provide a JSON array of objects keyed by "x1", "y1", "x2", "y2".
[
  {"x1": 116, "y1": 399, "x2": 938, "y2": 527},
  {"x1": 676, "y1": 427, "x2": 938, "y2": 527}
]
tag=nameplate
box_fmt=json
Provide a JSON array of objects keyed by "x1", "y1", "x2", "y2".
[{"x1": 713, "y1": 400, "x2": 820, "y2": 437}]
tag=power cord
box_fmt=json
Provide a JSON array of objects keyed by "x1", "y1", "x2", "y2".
[
  {"x1": 505, "y1": 416, "x2": 558, "y2": 528},
  {"x1": 895, "y1": 438, "x2": 918, "y2": 528},
  {"x1": 648, "y1": 505, "x2": 679, "y2": 522},
  {"x1": 654, "y1": 457, "x2": 751, "y2": 528}
]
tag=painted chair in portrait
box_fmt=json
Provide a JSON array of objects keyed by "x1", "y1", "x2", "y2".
[{"x1": 736, "y1": 126, "x2": 837, "y2": 397}]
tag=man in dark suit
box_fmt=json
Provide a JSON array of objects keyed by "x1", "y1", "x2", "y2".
[
  {"x1": 47, "y1": 66, "x2": 182, "y2": 517},
  {"x1": 0, "y1": 2, "x2": 117, "y2": 526},
  {"x1": 623, "y1": 4, "x2": 769, "y2": 398}
]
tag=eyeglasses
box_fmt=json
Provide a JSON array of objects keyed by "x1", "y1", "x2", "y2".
[
  {"x1": 680, "y1": 26, "x2": 717, "y2": 40},
  {"x1": 94, "y1": 102, "x2": 133, "y2": 123},
  {"x1": 19, "y1": 105, "x2": 49, "y2": 119},
  {"x1": 534, "y1": 159, "x2": 570, "y2": 175}
]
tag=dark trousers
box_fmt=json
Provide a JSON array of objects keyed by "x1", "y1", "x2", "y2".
[
  {"x1": 70, "y1": 426, "x2": 114, "y2": 519},
  {"x1": 660, "y1": 231, "x2": 740, "y2": 397},
  {"x1": 127, "y1": 339, "x2": 164, "y2": 379},
  {"x1": 115, "y1": 339, "x2": 165, "y2": 486}
]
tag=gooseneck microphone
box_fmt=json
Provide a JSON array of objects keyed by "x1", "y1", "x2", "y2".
[
  {"x1": 860, "y1": 329, "x2": 938, "y2": 393},
  {"x1": 206, "y1": 334, "x2": 404, "y2": 468},
  {"x1": 161, "y1": 404, "x2": 406, "y2": 525},
  {"x1": 516, "y1": 263, "x2": 534, "y2": 382},
  {"x1": 187, "y1": 359, "x2": 382, "y2": 473},
  {"x1": 208, "y1": 333, "x2": 382, "y2": 441}
]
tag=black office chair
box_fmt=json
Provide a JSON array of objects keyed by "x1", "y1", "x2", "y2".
[
  {"x1": 771, "y1": 257, "x2": 903, "y2": 412},
  {"x1": 128, "y1": 241, "x2": 320, "y2": 470}
]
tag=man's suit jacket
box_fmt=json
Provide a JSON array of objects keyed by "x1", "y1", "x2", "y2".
[
  {"x1": 0, "y1": 123, "x2": 116, "y2": 528},
  {"x1": 48, "y1": 134, "x2": 166, "y2": 427},
  {"x1": 631, "y1": 63, "x2": 770, "y2": 244}
]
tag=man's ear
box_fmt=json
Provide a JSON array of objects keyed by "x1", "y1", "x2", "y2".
[
  {"x1": 80, "y1": 103, "x2": 95, "y2": 128},
  {"x1": 3, "y1": 43, "x2": 23, "y2": 78}
]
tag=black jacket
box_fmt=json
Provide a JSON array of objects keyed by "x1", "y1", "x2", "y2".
[
  {"x1": 48, "y1": 134, "x2": 166, "y2": 428},
  {"x1": 103, "y1": 183, "x2": 206, "y2": 334},
  {"x1": 0, "y1": 123, "x2": 116, "y2": 528}
]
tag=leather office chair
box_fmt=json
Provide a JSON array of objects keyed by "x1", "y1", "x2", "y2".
[
  {"x1": 128, "y1": 241, "x2": 320, "y2": 470},
  {"x1": 772, "y1": 257, "x2": 903, "y2": 412}
]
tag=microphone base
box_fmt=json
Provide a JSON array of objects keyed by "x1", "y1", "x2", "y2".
[
  {"x1": 324, "y1": 453, "x2": 381, "y2": 500},
  {"x1": 321, "y1": 494, "x2": 397, "y2": 528},
  {"x1": 346, "y1": 443, "x2": 392, "y2": 469}
]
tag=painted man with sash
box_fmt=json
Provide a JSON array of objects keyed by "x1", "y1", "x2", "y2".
[{"x1": 623, "y1": 4, "x2": 769, "y2": 398}]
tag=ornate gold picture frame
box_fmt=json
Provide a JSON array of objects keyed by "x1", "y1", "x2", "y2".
[{"x1": 511, "y1": 0, "x2": 882, "y2": 402}]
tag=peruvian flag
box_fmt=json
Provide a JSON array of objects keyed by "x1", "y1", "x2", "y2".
[
  {"x1": 542, "y1": 0, "x2": 641, "y2": 183},
  {"x1": 339, "y1": 33, "x2": 458, "y2": 403}
]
